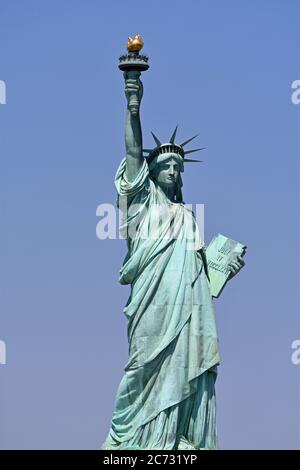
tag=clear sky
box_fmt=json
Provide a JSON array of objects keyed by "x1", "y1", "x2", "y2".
[{"x1": 0, "y1": 0, "x2": 299, "y2": 449}]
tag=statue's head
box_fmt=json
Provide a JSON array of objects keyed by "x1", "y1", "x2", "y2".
[
  {"x1": 150, "y1": 153, "x2": 183, "y2": 200},
  {"x1": 143, "y1": 127, "x2": 204, "y2": 202}
]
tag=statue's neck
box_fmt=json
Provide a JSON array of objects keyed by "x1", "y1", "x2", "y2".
[{"x1": 158, "y1": 184, "x2": 176, "y2": 203}]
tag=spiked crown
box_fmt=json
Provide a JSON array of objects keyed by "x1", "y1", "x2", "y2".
[{"x1": 143, "y1": 126, "x2": 205, "y2": 170}]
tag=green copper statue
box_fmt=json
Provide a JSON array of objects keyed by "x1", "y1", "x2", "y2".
[{"x1": 101, "y1": 36, "x2": 245, "y2": 450}]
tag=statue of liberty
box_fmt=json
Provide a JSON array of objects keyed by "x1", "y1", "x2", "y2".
[{"x1": 101, "y1": 37, "x2": 244, "y2": 450}]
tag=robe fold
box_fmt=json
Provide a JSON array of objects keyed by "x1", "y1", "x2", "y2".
[{"x1": 101, "y1": 157, "x2": 221, "y2": 450}]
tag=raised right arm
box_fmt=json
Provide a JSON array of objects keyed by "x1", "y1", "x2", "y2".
[{"x1": 124, "y1": 71, "x2": 145, "y2": 182}]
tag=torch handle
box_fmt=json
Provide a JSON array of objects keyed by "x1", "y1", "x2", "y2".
[{"x1": 126, "y1": 70, "x2": 141, "y2": 115}]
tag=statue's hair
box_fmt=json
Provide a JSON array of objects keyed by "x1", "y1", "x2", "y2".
[{"x1": 175, "y1": 173, "x2": 184, "y2": 203}]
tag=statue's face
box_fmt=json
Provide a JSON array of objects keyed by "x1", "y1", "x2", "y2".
[{"x1": 154, "y1": 156, "x2": 181, "y2": 188}]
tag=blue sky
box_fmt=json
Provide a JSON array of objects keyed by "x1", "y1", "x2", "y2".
[{"x1": 0, "y1": 0, "x2": 299, "y2": 449}]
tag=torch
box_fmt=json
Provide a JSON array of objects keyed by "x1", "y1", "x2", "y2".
[{"x1": 118, "y1": 35, "x2": 149, "y2": 114}]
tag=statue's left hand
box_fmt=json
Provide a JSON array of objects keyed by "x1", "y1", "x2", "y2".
[{"x1": 228, "y1": 255, "x2": 245, "y2": 280}]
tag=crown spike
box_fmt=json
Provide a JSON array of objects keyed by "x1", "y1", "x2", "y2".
[
  {"x1": 184, "y1": 158, "x2": 203, "y2": 163},
  {"x1": 180, "y1": 134, "x2": 199, "y2": 147},
  {"x1": 169, "y1": 125, "x2": 178, "y2": 144},
  {"x1": 151, "y1": 132, "x2": 161, "y2": 147},
  {"x1": 142, "y1": 149, "x2": 152, "y2": 153},
  {"x1": 184, "y1": 147, "x2": 206, "y2": 155}
]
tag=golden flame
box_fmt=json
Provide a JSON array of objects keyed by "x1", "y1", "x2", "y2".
[{"x1": 127, "y1": 35, "x2": 144, "y2": 53}]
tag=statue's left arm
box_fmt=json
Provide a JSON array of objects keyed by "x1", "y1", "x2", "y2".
[{"x1": 227, "y1": 254, "x2": 245, "y2": 280}]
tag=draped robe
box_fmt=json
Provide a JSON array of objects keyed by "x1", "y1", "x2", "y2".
[{"x1": 101, "y1": 157, "x2": 221, "y2": 450}]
